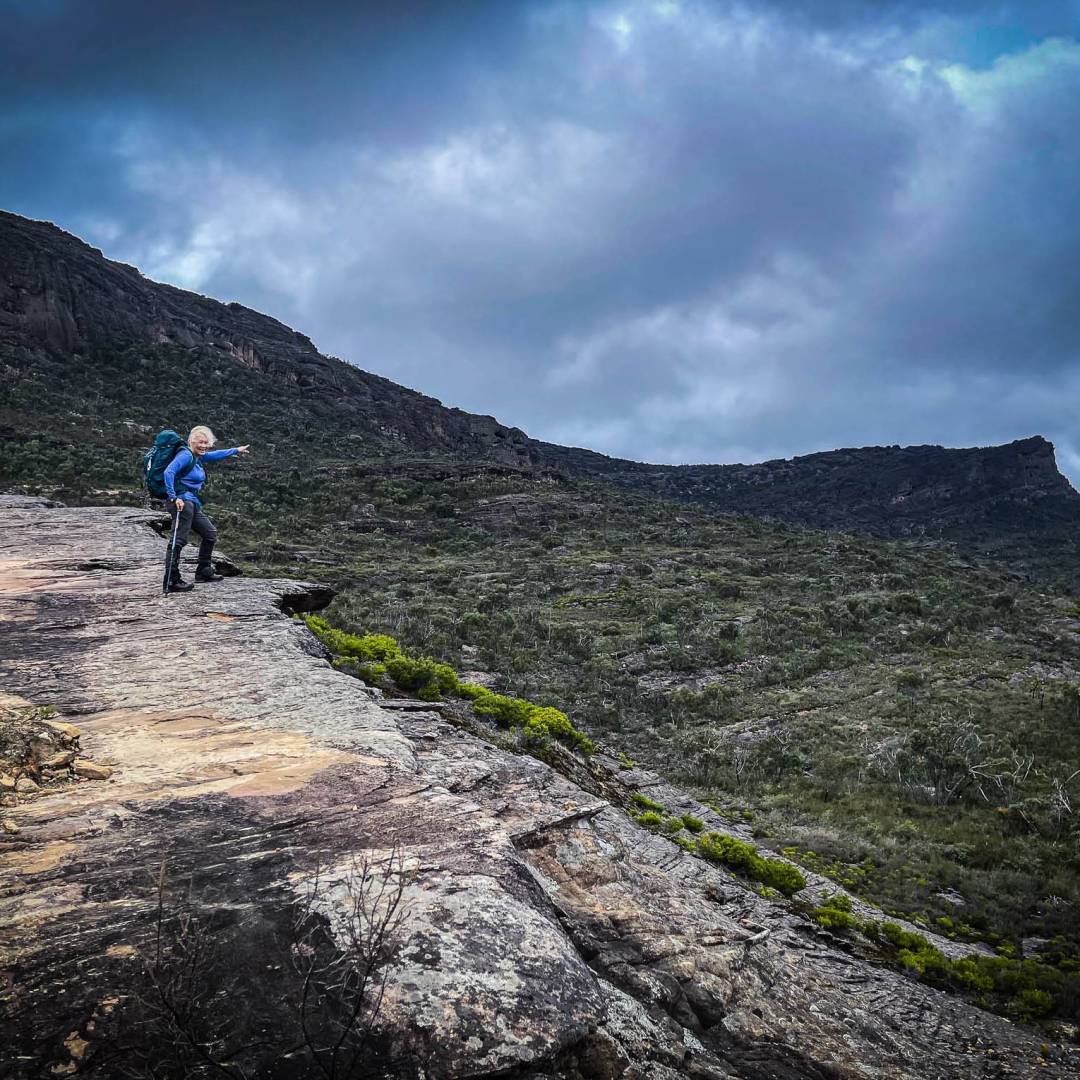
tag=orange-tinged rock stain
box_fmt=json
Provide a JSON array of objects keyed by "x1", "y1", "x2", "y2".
[
  {"x1": 0, "y1": 567, "x2": 115, "y2": 595},
  {"x1": 0, "y1": 840, "x2": 74, "y2": 876},
  {"x1": 1, "y1": 707, "x2": 359, "y2": 897},
  {"x1": 92, "y1": 708, "x2": 350, "y2": 798},
  {"x1": 0, "y1": 714, "x2": 357, "y2": 975},
  {"x1": 6, "y1": 707, "x2": 354, "y2": 823}
]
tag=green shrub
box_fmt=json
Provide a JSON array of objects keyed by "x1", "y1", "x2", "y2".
[
  {"x1": 356, "y1": 633, "x2": 403, "y2": 662},
  {"x1": 1016, "y1": 988, "x2": 1053, "y2": 1019},
  {"x1": 456, "y1": 682, "x2": 488, "y2": 701},
  {"x1": 859, "y1": 918, "x2": 882, "y2": 942},
  {"x1": 696, "y1": 832, "x2": 806, "y2": 897},
  {"x1": 811, "y1": 892, "x2": 857, "y2": 932},
  {"x1": 472, "y1": 691, "x2": 534, "y2": 726},
  {"x1": 880, "y1": 922, "x2": 951, "y2": 962},
  {"x1": 635, "y1": 811, "x2": 664, "y2": 831},
  {"x1": 521, "y1": 705, "x2": 596, "y2": 754},
  {"x1": 305, "y1": 617, "x2": 403, "y2": 662},
  {"x1": 812, "y1": 907, "x2": 856, "y2": 932},
  {"x1": 764, "y1": 862, "x2": 808, "y2": 897},
  {"x1": 680, "y1": 813, "x2": 704, "y2": 834},
  {"x1": 820, "y1": 892, "x2": 853, "y2": 912},
  {"x1": 898, "y1": 948, "x2": 929, "y2": 974},
  {"x1": 384, "y1": 656, "x2": 459, "y2": 698},
  {"x1": 631, "y1": 792, "x2": 665, "y2": 813},
  {"x1": 473, "y1": 691, "x2": 594, "y2": 754},
  {"x1": 307, "y1": 617, "x2": 593, "y2": 753},
  {"x1": 881, "y1": 922, "x2": 927, "y2": 952},
  {"x1": 354, "y1": 661, "x2": 388, "y2": 684},
  {"x1": 949, "y1": 956, "x2": 995, "y2": 994}
]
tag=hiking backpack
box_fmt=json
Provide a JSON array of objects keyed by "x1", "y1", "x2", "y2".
[{"x1": 143, "y1": 430, "x2": 195, "y2": 498}]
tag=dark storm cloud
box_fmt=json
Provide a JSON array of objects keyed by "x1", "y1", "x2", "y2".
[
  {"x1": 2, "y1": 0, "x2": 1078, "y2": 483},
  {"x1": 4, "y1": 1, "x2": 512, "y2": 127}
]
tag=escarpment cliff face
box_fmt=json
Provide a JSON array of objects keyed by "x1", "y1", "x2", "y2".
[
  {"x1": 3, "y1": 209, "x2": 1079, "y2": 564},
  {"x1": 0, "y1": 210, "x2": 536, "y2": 465},
  {"x1": 0, "y1": 497, "x2": 1073, "y2": 1079},
  {"x1": 0, "y1": 214, "x2": 323, "y2": 384},
  {"x1": 543, "y1": 436, "x2": 1080, "y2": 546}
]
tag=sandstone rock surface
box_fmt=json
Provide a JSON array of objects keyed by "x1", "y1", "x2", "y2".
[{"x1": 0, "y1": 497, "x2": 1074, "y2": 1078}]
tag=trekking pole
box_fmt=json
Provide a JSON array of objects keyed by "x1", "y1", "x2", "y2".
[{"x1": 162, "y1": 506, "x2": 180, "y2": 595}]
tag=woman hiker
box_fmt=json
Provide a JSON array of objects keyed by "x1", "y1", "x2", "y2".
[{"x1": 164, "y1": 426, "x2": 250, "y2": 593}]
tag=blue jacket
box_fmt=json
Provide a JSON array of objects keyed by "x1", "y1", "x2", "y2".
[{"x1": 165, "y1": 447, "x2": 240, "y2": 508}]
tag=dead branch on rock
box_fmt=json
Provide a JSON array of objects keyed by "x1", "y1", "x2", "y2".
[
  {"x1": 82, "y1": 849, "x2": 411, "y2": 1080},
  {"x1": 106, "y1": 860, "x2": 254, "y2": 1080},
  {"x1": 288, "y1": 846, "x2": 411, "y2": 1080}
]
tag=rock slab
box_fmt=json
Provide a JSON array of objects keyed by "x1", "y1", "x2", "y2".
[{"x1": 0, "y1": 497, "x2": 1074, "y2": 1078}]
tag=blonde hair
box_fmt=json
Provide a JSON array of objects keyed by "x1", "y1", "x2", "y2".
[{"x1": 188, "y1": 425, "x2": 217, "y2": 448}]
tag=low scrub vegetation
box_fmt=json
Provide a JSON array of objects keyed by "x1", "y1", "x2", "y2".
[
  {"x1": 869, "y1": 922, "x2": 1080, "y2": 1025},
  {"x1": 810, "y1": 892, "x2": 857, "y2": 933},
  {"x1": 696, "y1": 832, "x2": 806, "y2": 897},
  {"x1": 305, "y1": 616, "x2": 594, "y2": 754},
  {"x1": 9, "y1": 340, "x2": 1079, "y2": 1031}
]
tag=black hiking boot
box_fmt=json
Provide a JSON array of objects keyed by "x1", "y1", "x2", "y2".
[
  {"x1": 195, "y1": 564, "x2": 224, "y2": 583},
  {"x1": 167, "y1": 549, "x2": 194, "y2": 593}
]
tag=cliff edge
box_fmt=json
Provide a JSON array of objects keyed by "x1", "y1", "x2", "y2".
[{"x1": 0, "y1": 497, "x2": 1071, "y2": 1078}]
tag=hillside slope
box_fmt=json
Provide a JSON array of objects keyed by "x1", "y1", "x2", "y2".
[
  {"x1": 0, "y1": 496, "x2": 1073, "y2": 1078},
  {"x1": 2, "y1": 208, "x2": 1078, "y2": 574},
  {"x1": 0, "y1": 208, "x2": 536, "y2": 464}
]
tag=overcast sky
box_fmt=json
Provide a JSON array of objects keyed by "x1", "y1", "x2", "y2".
[{"x1": 3, "y1": 0, "x2": 1078, "y2": 483}]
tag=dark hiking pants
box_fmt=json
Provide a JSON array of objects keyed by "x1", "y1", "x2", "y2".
[{"x1": 169, "y1": 501, "x2": 218, "y2": 565}]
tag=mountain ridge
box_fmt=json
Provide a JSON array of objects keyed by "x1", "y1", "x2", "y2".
[{"x1": 2, "y1": 207, "x2": 1078, "y2": 571}]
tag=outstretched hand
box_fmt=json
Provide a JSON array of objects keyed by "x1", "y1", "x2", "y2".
[{"x1": 237, "y1": 445, "x2": 251, "y2": 454}]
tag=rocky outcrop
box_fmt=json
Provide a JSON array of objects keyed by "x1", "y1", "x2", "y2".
[
  {"x1": 0, "y1": 701, "x2": 109, "y2": 812},
  {"x1": 1, "y1": 497, "x2": 1073, "y2": 1078},
  {"x1": 539, "y1": 436, "x2": 1080, "y2": 546},
  {"x1": 0, "y1": 213, "x2": 330, "y2": 388},
  {"x1": 0, "y1": 211, "x2": 536, "y2": 466}
]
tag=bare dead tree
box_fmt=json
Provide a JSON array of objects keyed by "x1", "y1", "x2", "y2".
[
  {"x1": 1043, "y1": 768, "x2": 1080, "y2": 838},
  {"x1": 88, "y1": 849, "x2": 411, "y2": 1080},
  {"x1": 1026, "y1": 677, "x2": 1047, "y2": 711},
  {"x1": 865, "y1": 733, "x2": 907, "y2": 787},
  {"x1": 969, "y1": 753, "x2": 1036, "y2": 806},
  {"x1": 288, "y1": 846, "x2": 411, "y2": 1080},
  {"x1": 730, "y1": 742, "x2": 754, "y2": 788},
  {"x1": 676, "y1": 727, "x2": 736, "y2": 787},
  {"x1": 102, "y1": 860, "x2": 253, "y2": 1080},
  {"x1": 865, "y1": 714, "x2": 1013, "y2": 807}
]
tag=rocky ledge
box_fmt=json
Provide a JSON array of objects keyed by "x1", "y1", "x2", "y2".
[{"x1": 0, "y1": 497, "x2": 1073, "y2": 1078}]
